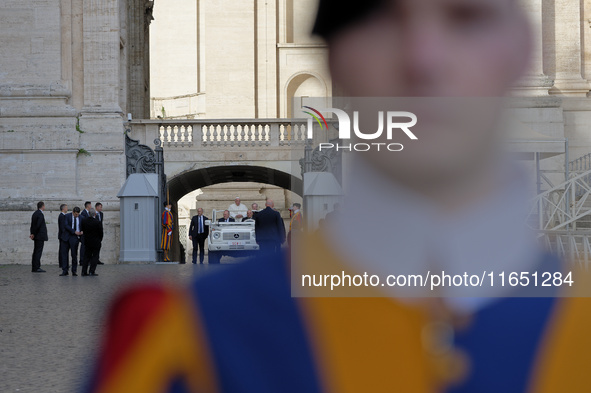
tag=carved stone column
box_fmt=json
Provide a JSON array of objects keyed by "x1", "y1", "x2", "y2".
[
  {"x1": 126, "y1": 0, "x2": 153, "y2": 119},
  {"x1": 82, "y1": 0, "x2": 122, "y2": 113},
  {"x1": 550, "y1": 0, "x2": 590, "y2": 96},
  {"x1": 254, "y1": 0, "x2": 278, "y2": 118},
  {"x1": 515, "y1": 0, "x2": 553, "y2": 96}
]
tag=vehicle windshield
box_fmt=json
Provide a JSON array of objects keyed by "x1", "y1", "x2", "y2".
[{"x1": 211, "y1": 209, "x2": 255, "y2": 224}]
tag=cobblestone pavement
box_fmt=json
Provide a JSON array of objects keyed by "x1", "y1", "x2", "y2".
[{"x1": 0, "y1": 262, "x2": 235, "y2": 393}]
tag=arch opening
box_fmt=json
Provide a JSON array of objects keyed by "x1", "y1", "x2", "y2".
[
  {"x1": 165, "y1": 165, "x2": 303, "y2": 262},
  {"x1": 168, "y1": 165, "x2": 303, "y2": 203}
]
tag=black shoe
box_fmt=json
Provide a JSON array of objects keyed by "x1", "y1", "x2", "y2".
[
  {"x1": 89, "y1": 273, "x2": 99, "y2": 276},
  {"x1": 72, "y1": 273, "x2": 78, "y2": 276},
  {"x1": 97, "y1": 261, "x2": 104, "y2": 265},
  {"x1": 81, "y1": 273, "x2": 88, "y2": 276},
  {"x1": 32, "y1": 268, "x2": 46, "y2": 273},
  {"x1": 59, "y1": 272, "x2": 68, "y2": 276}
]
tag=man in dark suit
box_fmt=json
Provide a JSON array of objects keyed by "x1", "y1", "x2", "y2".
[
  {"x1": 62, "y1": 206, "x2": 83, "y2": 276},
  {"x1": 95, "y1": 202, "x2": 104, "y2": 265},
  {"x1": 218, "y1": 210, "x2": 235, "y2": 223},
  {"x1": 58, "y1": 204, "x2": 68, "y2": 271},
  {"x1": 79, "y1": 201, "x2": 91, "y2": 265},
  {"x1": 81, "y1": 208, "x2": 103, "y2": 276},
  {"x1": 29, "y1": 201, "x2": 48, "y2": 272},
  {"x1": 254, "y1": 199, "x2": 286, "y2": 254},
  {"x1": 188, "y1": 207, "x2": 209, "y2": 264}
]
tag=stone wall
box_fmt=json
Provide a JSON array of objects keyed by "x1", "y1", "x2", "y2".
[
  {"x1": 149, "y1": 0, "x2": 331, "y2": 119},
  {"x1": 0, "y1": 209, "x2": 120, "y2": 267},
  {"x1": 0, "y1": 0, "x2": 133, "y2": 265}
]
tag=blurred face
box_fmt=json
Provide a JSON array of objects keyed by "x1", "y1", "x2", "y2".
[
  {"x1": 252, "y1": 203, "x2": 258, "y2": 210},
  {"x1": 247, "y1": 210, "x2": 253, "y2": 218},
  {"x1": 73, "y1": 211, "x2": 79, "y2": 218},
  {"x1": 197, "y1": 208, "x2": 203, "y2": 215},
  {"x1": 95, "y1": 205, "x2": 102, "y2": 212},
  {"x1": 62, "y1": 205, "x2": 68, "y2": 213},
  {"x1": 328, "y1": 0, "x2": 531, "y2": 190},
  {"x1": 330, "y1": 0, "x2": 530, "y2": 97},
  {"x1": 235, "y1": 198, "x2": 241, "y2": 206},
  {"x1": 223, "y1": 211, "x2": 230, "y2": 219}
]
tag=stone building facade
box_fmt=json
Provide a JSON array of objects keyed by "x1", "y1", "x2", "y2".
[
  {"x1": 149, "y1": 0, "x2": 330, "y2": 120},
  {"x1": 2, "y1": 0, "x2": 591, "y2": 264},
  {"x1": 0, "y1": 0, "x2": 153, "y2": 264}
]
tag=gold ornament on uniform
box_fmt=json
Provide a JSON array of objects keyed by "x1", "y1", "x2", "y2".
[{"x1": 420, "y1": 298, "x2": 471, "y2": 389}]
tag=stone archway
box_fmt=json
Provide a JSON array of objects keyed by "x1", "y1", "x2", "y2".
[
  {"x1": 168, "y1": 165, "x2": 303, "y2": 202},
  {"x1": 166, "y1": 165, "x2": 302, "y2": 261}
]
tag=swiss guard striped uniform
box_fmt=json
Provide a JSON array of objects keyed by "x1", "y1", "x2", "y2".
[
  {"x1": 161, "y1": 209, "x2": 173, "y2": 260},
  {"x1": 288, "y1": 210, "x2": 303, "y2": 247},
  {"x1": 86, "y1": 235, "x2": 591, "y2": 393}
]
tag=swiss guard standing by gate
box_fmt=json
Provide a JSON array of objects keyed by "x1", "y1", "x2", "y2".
[
  {"x1": 161, "y1": 201, "x2": 173, "y2": 262},
  {"x1": 288, "y1": 203, "x2": 303, "y2": 248}
]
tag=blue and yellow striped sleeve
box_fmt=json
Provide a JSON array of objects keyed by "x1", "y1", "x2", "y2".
[{"x1": 85, "y1": 283, "x2": 218, "y2": 393}]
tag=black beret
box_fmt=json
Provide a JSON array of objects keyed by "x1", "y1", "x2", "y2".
[{"x1": 312, "y1": 0, "x2": 388, "y2": 40}]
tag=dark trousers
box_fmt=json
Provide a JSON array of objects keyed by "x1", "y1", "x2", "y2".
[
  {"x1": 79, "y1": 237, "x2": 85, "y2": 266},
  {"x1": 31, "y1": 239, "x2": 44, "y2": 271},
  {"x1": 192, "y1": 235, "x2": 206, "y2": 264},
  {"x1": 65, "y1": 237, "x2": 80, "y2": 273},
  {"x1": 82, "y1": 245, "x2": 99, "y2": 275},
  {"x1": 58, "y1": 239, "x2": 69, "y2": 270},
  {"x1": 257, "y1": 240, "x2": 280, "y2": 254}
]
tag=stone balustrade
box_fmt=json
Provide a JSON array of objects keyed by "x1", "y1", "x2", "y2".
[{"x1": 128, "y1": 119, "x2": 308, "y2": 148}]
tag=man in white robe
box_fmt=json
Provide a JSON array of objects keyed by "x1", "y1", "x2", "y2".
[{"x1": 228, "y1": 197, "x2": 248, "y2": 222}]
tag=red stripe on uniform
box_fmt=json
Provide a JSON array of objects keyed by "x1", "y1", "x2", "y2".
[{"x1": 95, "y1": 284, "x2": 170, "y2": 386}]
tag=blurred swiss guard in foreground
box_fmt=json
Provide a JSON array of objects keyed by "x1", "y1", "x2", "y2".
[
  {"x1": 87, "y1": 0, "x2": 591, "y2": 392},
  {"x1": 161, "y1": 202, "x2": 173, "y2": 262}
]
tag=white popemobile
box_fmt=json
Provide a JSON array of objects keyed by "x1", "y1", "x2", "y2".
[{"x1": 205, "y1": 209, "x2": 259, "y2": 264}]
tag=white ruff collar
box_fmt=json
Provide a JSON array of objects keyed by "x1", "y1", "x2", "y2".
[{"x1": 325, "y1": 156, "x2": 543, "y2": 313}]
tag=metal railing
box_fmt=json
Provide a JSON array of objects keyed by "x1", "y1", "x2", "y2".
[
  {"x1": 539, "y1": 230, "x2": 591, "y2": 267},
  {"x1": 569, "y1": 152, "x2": 591, "y2": 172},
  {"x1": 128, "y1": 119, "x2": 308, "y2": 148},
  {"x1": 569, "y1": 152, "x2": 591, "y2": 198},
  {"x1": 527, "y1": 168, "x2": 591, "y2": 231}
]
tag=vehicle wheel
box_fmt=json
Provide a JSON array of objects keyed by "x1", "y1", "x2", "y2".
[{"x1": 208, "y1": 250, "x2": 221, "y2": 264}]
